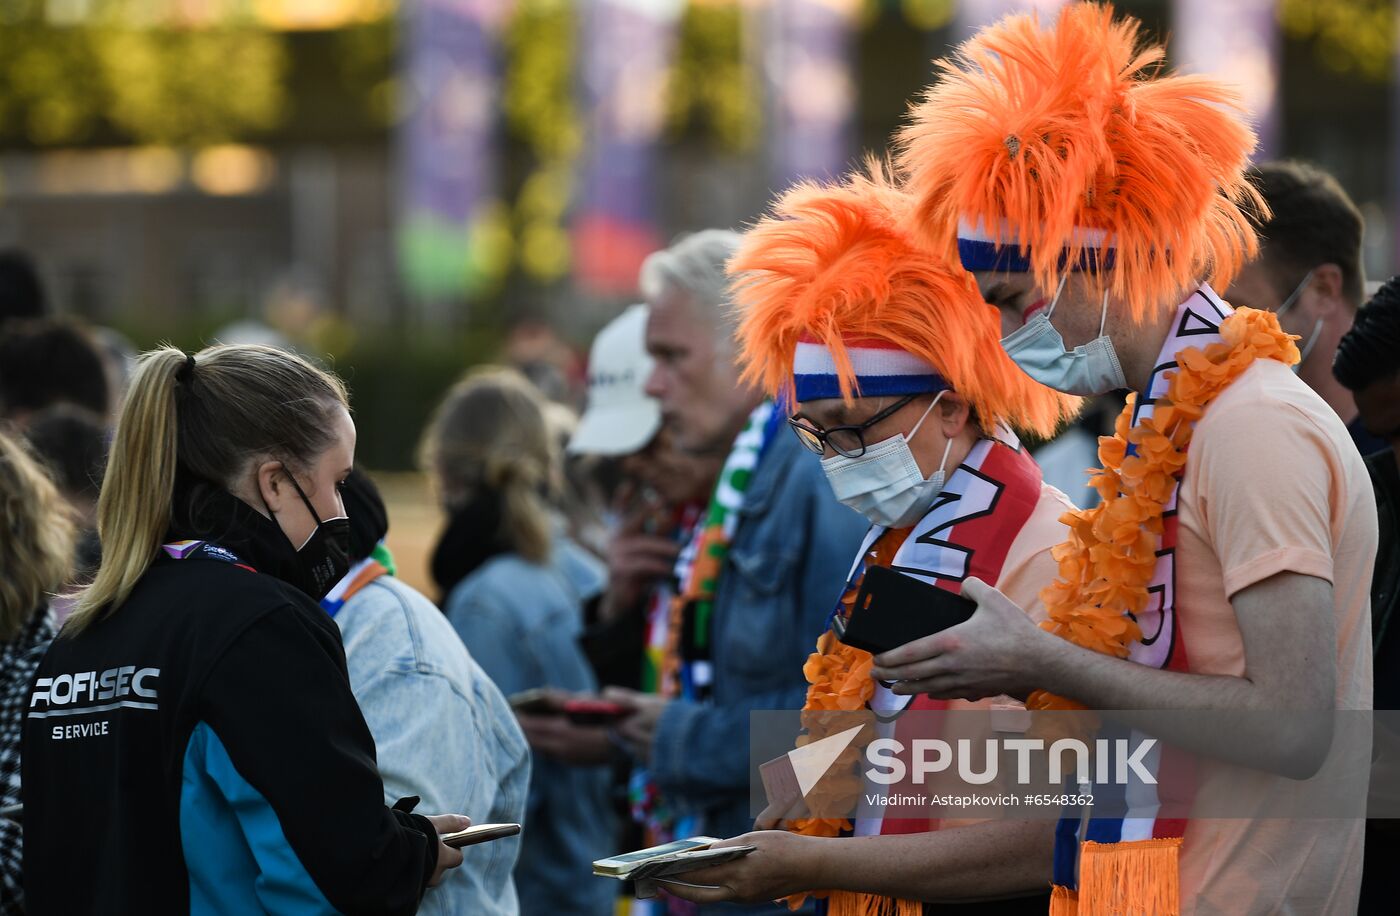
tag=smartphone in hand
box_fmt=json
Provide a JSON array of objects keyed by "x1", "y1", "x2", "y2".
[{"x1": 440, "y1": 823, "x2": 522, "y2": 848}]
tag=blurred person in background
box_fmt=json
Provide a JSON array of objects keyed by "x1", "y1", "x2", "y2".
[
  {"x1": 23, "y1": 404, "x2": 108, "y2": 606},
  {"x1": 323, "y1": 469, "x2": 530, "y2": 916},
  {"x1": 602, "y1": 230, "x2": 866, "y2": 884},
  {"x1": 421, "y1": 366, "x2": 615, "y2": 916},
  {"x1": 503, "y1": 315, "x2": 588, "y2": 407},
  {"x1": 0, "y1": 430, "x2": 74, "y2": 916},
  {"x1": 567, "y1": 304, "x2": 670, "y2": 688},
  {"x1": 0, "y1": 249, "x2": 47, "y2": 326},
  {"x1": 1226, "y1": 160, "x2": 1384, "y2": 455},
  {"x1": 23, "y1": 344, "x2": 466, "y2": 915},
  {"x1": 1334, "y1": 275, "x2": 1400, "y2": 696},
  {"x1": 0, "y1": 318, "x2": 112, "y2": 428},
  {"x1": 557, "y1": 306, "x2": 726, "y2": 912},
  {"x1": 89, "y1": 325, "x2": 138, "y2": 416},
  {"x1": 543, "y1": 400, "x2": 613, "y2": 561},
  {"x1": 1334, "y1": 274, "x2": 1400, "y2": 911}
]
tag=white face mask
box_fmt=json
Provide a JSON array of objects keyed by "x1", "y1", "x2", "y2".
[
  {"x1": 1275, "y1": 268, "x2": 1321, "y2": 373},
  {"x1": 820, "y1": 392, "x2": 955, "y2": 529},
  {"x1": 999, "y1": 277, "x2": 1127, "y2": 396}
]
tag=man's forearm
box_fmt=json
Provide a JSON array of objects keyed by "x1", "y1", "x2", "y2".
[
  {"x1": 1035, "y1": 637, "x2": 1332, "y2": 777},
  {"x1": 802, "y1": 820, "x2": 1054, "y2": 902},
  {"x1": 1039, "y1": 635, "x2": 1248, "y2": 711}
]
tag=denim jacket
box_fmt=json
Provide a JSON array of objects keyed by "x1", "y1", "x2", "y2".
[
  {"x1": 649, "y1": 428, "x2": 868, "y2": 841},
  {"x1": 335, "y1": 575, "x2": 531, "y2": 916},
  {"x1": 445, "y1": 536, "x2": 618, "y2": 916}
]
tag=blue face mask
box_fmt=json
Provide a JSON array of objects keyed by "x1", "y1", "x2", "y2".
[
  {"x1": 1275, "y1": 268, "x2": 1321, "y2": 373},
  {"x1": 999, "y1": 277, "x2": 1127, "y2": 396}
]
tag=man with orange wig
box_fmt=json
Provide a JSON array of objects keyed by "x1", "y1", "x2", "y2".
[
  {"x1": 867, "y1": 4, "x2": 1377, "y2": 914},
  {"x1": 656, "y1": 165, "x2": 1081, "y2": 913}
]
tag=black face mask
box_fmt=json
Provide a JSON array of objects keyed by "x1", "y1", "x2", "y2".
[{"x1": 276, "y1": 472, "x2": 351, "y2": 601}]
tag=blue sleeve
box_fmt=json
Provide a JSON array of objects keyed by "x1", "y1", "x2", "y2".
[{"x1": 651, "y1": 459, "x2": 868, "y2": 802}]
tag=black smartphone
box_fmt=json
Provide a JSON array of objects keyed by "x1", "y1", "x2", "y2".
[
  {"x1": 441, "y1": 823, "x2": 522, "y2": 848},
  {"x1": 836, "y1": 565, "x2": 977, "y2": 655},
  {"x1": 508, "y1": 688, "x2": 562, "y2": 716}
]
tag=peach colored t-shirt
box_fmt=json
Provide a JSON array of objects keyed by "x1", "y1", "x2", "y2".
[{"x1": 1172, "y1": 358, "x2": 1377, "y2": 915}]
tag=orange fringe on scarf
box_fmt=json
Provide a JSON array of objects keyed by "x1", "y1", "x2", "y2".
[
  {"x1": 897, "y1": 3, "x2": 1267, "y2": 323},
  {"x1": 730, "y1": 161, "x2": 1079, "y2": 439}
]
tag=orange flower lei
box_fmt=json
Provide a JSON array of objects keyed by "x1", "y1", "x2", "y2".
[
  {"x1": 1027, "y1": 306, "x2": 1300, "y2": 711},
  {"x1": 785, "y1": 528, "x2": 911, "y2": 840}
]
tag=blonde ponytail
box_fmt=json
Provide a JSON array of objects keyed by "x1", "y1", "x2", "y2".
[
  {"x1": 421, "y1": 366, "x2": 558, "y2": 565},
  {"x1": 67, "y1": 348, "x2": 185, "y2": 632},
  {"x1": 487, "y1": 451, "x2": 552, "y2": 565},
  {"x1": 66, "y1": 343, "x2": 348, "y2": 635}
]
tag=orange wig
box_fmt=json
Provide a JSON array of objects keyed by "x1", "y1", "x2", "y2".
[
  {"x1": 897, "y1": 3, "x2": 1267, "y2": 321},
  {"x1": 729, "y1": 164, "x2": 1079, "y2": 439}
]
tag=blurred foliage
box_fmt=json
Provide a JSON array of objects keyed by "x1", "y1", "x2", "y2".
[
  {"x1": 664, "y1": 0, "x2": 758, "y2": 151},
  {"x1": 504, "y1": 0, "x2": 581, "y2": 163},
  {"x1": 503, "y1": 0, "x2": 579, "y2": 286},
  {"x1": 898, "y1": 0, "x2": 955, "y2": 31},
  {"x1": 331, "y1": 326, "x2": 503, "y2": 471},
  {"x1": 0, "y1": 9, "x2": 288, "y2": 147},
  {"x1": 94, "y1": 27, "x2": 288, "y2": 145},
  {"x1": 334, "y1": 17, "x2": 398, "y2": 129},
  {"x1": 0, "y1": 21, "x2": 105, "y2": 145},
  {"x1": 1280, "y1": 0, "x2": 1395, "y2": 81}
]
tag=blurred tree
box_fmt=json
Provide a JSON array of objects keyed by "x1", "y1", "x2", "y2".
[
  {"x1": 335, "y1": 17, "x2": 398, "y2": 129},
  {"x1": 0, "y1": 20, "x2": 106, "y2": 145},
  {"x1": 665, "y1": 0, "x2": 759, "y2": 151},
  {"x1": 1280, "y1": 0, "x2": 1394, "y2": 81},
  {"x1": 93, "y1": 26, "x2": 288, "y2": 145},
  {"x1": 503, "y1": 0, "x2": 579, "y2": 286},
  {"x1": 0, "y1": 6, "x2": 289, "y2": 148}
]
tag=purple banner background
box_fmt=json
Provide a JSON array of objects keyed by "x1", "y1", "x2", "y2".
[{"x1": 573, "y1": 0, "x2": 681, "y2": 296}]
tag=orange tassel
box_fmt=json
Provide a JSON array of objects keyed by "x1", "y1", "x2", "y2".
[
  {"x1": 1077, "y1": 838, "x2": 1182, "y2": 915},
  {"x1": 1048, "y1": 884, "x2": 1078, "y2": 916},
  {"x1": 826, "y1": 891, "x2": 923, "y2": 916}
]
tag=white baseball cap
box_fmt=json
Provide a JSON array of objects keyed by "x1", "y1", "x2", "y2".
[{"x1": 568, "y1": 304, "x2": 662, "y2": 456}]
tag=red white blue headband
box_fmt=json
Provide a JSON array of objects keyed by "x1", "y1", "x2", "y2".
[
  {"x1": 791, "y1": 334, "x2": 948, "y2": 402},
  {"x1": 956, "y1": 217, "x2": 1117, "y2": 273}
]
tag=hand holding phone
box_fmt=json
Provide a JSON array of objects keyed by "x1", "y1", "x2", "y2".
[
  {"x1": 837, "y1": 566, "x2": 976, "y2": 656},
  {"x1": 561, "y1": 697, "x2": 632, "y2": 725},
  {"x1": 508, "y1": 687, "x2": 566, "y2": 716}
]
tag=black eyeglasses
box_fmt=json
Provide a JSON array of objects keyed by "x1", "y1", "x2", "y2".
[{"x1": 788, "y1": 395, "x2": 917, "y2": 458}]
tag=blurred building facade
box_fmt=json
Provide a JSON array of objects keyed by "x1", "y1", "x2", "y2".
[{"x1": 0, "y1": 0, "x2": 1394, "y2": 336}]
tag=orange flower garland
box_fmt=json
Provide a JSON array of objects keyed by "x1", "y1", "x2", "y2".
[{"x1": 1027, "y1": 306, "x2": 1300, "y2": 711}]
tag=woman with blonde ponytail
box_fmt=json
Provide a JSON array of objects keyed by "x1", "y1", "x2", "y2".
[
  {"x1": 23, "y1": 344, "x2": 468, "y2": 915},
  {"x1": 421, "y1": 367, "x2": 615, "y2": 916}
]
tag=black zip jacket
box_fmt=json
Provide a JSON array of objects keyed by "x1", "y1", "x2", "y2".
[{"x1": 22, "y1": 486, "x2": 439, "y2": 914}]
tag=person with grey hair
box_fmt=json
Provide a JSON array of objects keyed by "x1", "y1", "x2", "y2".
[{"x1": 603, "y1": 231, "x2": 866, "y2": 913}]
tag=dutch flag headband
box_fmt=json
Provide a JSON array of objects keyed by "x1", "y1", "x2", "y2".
[
  {"x1": 792, "y1": 334, "x2": 948, "y2": 402},
  {"x1": 956, "y1": 217, "x2": 1116, "y2": 273}
]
